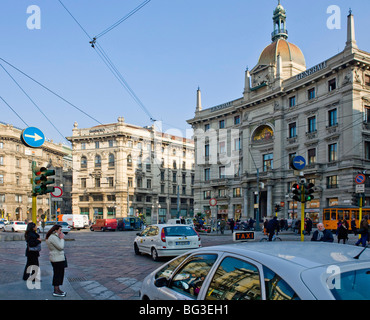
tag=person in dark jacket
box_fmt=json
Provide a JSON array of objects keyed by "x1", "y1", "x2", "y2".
[
  {"x1": 351, "y1": 217, "x2": 358, "y2": 235},
  {"x1": 337, "y1": 219, "x2": 349, "y2": 244},
  {"x1": 311, "y1": 223, "x2": 334, "y2": 242},
  {"x1": 305, "y1": 218, "x2": 313, "y2": 235},
  {"x1": 267, "y1": 216, "x2": 279, "y2": 241},
  {"x1": 23, "y1": 222, "x2": 41, "y2": 281}
]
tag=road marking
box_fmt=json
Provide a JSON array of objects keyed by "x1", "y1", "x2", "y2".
[{"x1": 79, "y1": 281, "x2": 120, "y2": 300}]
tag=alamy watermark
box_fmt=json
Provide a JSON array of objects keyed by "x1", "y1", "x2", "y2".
[
  {"x1": 26, "y1": 5, "x2": 41, "y2": 30},
  {"x1": 26, "y1": 265, "x2": 41, "y2": 290}
]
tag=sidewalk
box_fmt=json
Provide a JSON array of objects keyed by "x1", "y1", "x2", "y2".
[{"x1": 0, "y1": 261, "x2": 82, "y2": 300}]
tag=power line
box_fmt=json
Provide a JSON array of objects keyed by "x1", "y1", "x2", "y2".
[{"x1": 0, "y1": 96, "x2": 28, "y2": 127}]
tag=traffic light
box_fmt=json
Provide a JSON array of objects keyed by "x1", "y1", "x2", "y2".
[
  {"x1": 292, "y1": 183, "x2": 303, "y2": 202},
  {"x1": 304, "y1": 183, "x2": 315, "y2": 202},
  {"x1": 351, "y1": 193, "x2": 359, "y2": 206},
  {"x1": 32, "y1": 162, "x2": 55, "y2": 196},
  {"x1": 275, "y1": 205, "x2": 281, "y2": 212}
]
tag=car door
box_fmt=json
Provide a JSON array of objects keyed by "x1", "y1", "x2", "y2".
[
  {"x1": 153, "y1": 253, "x2": 218, "y2": 300},
  {"x1": 137, "y1": 226, "x2": 151, "y2": 253},
  {"x1": 145, "y1": 226, "x2": 159, "y2": 252}
]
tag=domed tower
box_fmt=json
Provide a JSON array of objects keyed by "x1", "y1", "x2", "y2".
[{"x1": 245, "y1": 1, "x2": 306, "y2": 95}]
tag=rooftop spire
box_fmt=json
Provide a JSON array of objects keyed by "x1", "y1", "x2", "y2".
[
  {"x1": 196, "y1": 87, "x2": 202, "y2": 113},
  {"x1": 345, "y1": 9, "x2": 358, "y2": 49},
  {"x1": 272, "y1": 1, "x2": 288, "y2": 42}
]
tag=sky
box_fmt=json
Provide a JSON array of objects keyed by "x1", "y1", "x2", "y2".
[{"x1": 1, "y1": 0, "x2": 370, "y2": 146}]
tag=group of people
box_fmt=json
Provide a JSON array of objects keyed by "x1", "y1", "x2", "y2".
[{"x1": 23, "y1": 222, "x2": 68, "y2": 297}]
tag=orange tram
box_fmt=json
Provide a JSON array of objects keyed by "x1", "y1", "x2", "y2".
[{"x1": 323, "y1": 206, "x2": 370, "y2": 231}]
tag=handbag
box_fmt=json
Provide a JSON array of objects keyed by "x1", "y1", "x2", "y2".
[{"x1": 28, "y1": 243, "x2": 41, "y2": 252}]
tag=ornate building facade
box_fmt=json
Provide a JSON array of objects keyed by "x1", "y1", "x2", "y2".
[
  {"x1": 187, "y1": 3, "x2": 370, "y2": 224},
  {"x1": 0, "y1": 122, "x2": 71, "y2": 221},
  {"x1": 67, "y1": 117, "x2": 195, "y2": 223}
]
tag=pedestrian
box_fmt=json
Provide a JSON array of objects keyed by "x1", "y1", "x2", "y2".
[
  {"x1": 266, "y1": 216, "x2": 279, "y2": 241},
  {"x1": 229, "y1": 219, "x2": 235, "y2": 234},
  {"x1": 351, "y1": 217, "x2": 358, "y2": 235},
  {"x1": 337, "y1": 219, "x2": 349, "y2": 244},
  {"x1": 220, "y1": 219, "x2": 226, "y2": 234},
  {"x1": 355, "y1": 216, "x2": 369, "y2": 248},
  {"x1": 46, "y1": 225, "x2": 67, "y2": 297},
  {"x1": 263, "y1": 218, "x2": 269, "y2": 235},
  {"x1": 23, "y1": 222, "x2": 41, "y2": 281},
  {"x1": 311, "y1": 223, "x2": 334, "y2": 242},
  {"x1": 305, "y1": 217, "x2": 313, "y2": 236}
]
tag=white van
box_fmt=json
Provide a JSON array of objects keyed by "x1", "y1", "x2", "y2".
[
  {"x1": 167, "y1": 218, "x2": 194, "y2": 227},
  {"x1": 61, "y1": 214, "x2": 85, "y2": 229}
]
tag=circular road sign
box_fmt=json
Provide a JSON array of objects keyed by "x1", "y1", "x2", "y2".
[
  {"x1": 355, "y1": 174, "x2": 366, "y2": 185},
  {"x1": 51, "y1": 186, "x2": 63, "y2": 198},
  {"x1": 291, "y1": 156, "x2": 306, "y2": 171},
  {"x1": 21, "y1": 127, "x2": 45, "y2": 148},
  {"x1": 209, "y1": 198, "x2": 217, "y2": 207}
]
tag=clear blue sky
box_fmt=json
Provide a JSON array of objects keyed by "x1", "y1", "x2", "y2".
[{"x1": 1, "y1": 0, "x2": 369, "y2": 145}]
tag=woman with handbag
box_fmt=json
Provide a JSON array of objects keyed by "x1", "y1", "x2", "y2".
[
  {"x1": 23, "y1": 222, "x2": 41, "y2": 281},
  {"x1": 46, "y1": 224, "x2": 67, "y2": 297}
]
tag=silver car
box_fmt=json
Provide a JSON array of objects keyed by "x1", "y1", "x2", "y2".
[
  {"x1": 37, "y1": 221, "x2": 71, "y2": 234},
  {"x1": 140, "y1": 242, "x2": 370, "y2": 300}
]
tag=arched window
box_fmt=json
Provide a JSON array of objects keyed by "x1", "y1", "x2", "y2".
[
  {"x1": 127, "y1": 154, "x2": 132, "y2": 168},
  {"x1": 108, "y1": 154, "x2": 115, "y2": 167},
  {"x1": 81, "y1": 156, "x2": 87, "y2": 169},
  {"x1": 95, "y1": 155, "x2": 101, "y2": 168}
]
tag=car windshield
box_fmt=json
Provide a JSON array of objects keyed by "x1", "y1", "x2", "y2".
[
  {"x1": 57, "y1": 222, "x2": 69, "y2": 226},
  {"x1": 330, "y1": 268, "x2": 370, "y2": 300},
  {"x1": 164, "y1": 226, "x2": 197, "y2": 237}
]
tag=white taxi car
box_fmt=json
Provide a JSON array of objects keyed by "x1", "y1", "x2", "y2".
[
  {"x1": 140, "y1": 242, "x2": 370, "y2": 300},
  {"x1": 4, "y1": 221, "x2": 27, "y2": 232},
  {"x1": 134, "y1": 224, "x2": 201, "y2": 261}
]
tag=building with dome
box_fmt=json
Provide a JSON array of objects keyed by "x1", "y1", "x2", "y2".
[{"x1": 187, "y1": 2, "x2": 370, "y2": 225}]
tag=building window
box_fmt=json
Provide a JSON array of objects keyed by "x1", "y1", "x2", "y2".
[
  {"x1": 328, "y1": 109, "x2": 338, "y2": 127},
  {"x1": 364, "y1": 106, "x2": 370, "y2": 123},
  {"x1": 308, "y1": 88, "x2": 315, "y2": 100},
  {"x1": 219, "y1": 166, "x2": 226, "y2": 179},
  {"x1": 172, "y1": 172, "x2": 177, "y2": 183},
  {"x1": 308, "y1": 148, "x2": 316, "y2": 164},
  {"x1": 137, "y1": 178, "x2": 142, "y2": 188},
  {"x1": 289, "y1": 123, "x2": 297, "y2": 138},
  {"x1": 233, "y1": 188, "x2": 242, "y2": 198},
  {"x1": 263, "y1": 154, "x2": 273, "y2": 172},
  {"x1": 205, "y1": 144, "x2": 210, "y2": 157},
  {"x1": 365, "y1": 75, "x2": 370, "y2": 86},
  {"x1": 108, "y1": 154, "x2": 115, "y2": 167},
  {"x1": 147, "y1": 179, "x2": 152, "y2": 189},
  {"x1": 328, "y1": 79, "x2": 336, "y2": 92},
  {"x1": 127, "y1": 154, "x2": 132, "y2": 167},
  {"x1": 234, "y1": 115, "x2": 240, "y2": 125},
  {"x1": 327, "y1": 176, "x2": 338, "y2": 189},
  {"x1": 218, "y1": 189, "x2": 227, "y2": 198},
  {"x1": 0, "y1": 175, "x2": 3, "y2": 184},
  {"x1": 108, "y1": 140, "x2": 114, "y2": 147},
  {"x1": 108, "y1": 177, "x2": 114, "y2": 187},
  {"x1": 234, "y1": 137, "x2": 241, "y2": 151},
  {"x1": 219, "y1": 141, "x2": 226, "y2": 154},
  {"x1": 81, "y1": 178, "x2": 86, "y2": 188},
  {"x1": 95, "y1": 141, "x2": 100, "y2": 149},
  {"x1": 328, "y1": 143, "x2": 338, "y2": 162},
  {"x1": 81, "y1": 156, "x2": 87, "y2": 169},
  {"x1": 204, "y1": 168, "x2": 210, "y2": 181},
  {"x1": 81, "y1": 142, "x2": 86, "y2": 150},
  {"x1": 289, "y1": 96, "x2": 296, "y2": 108},
  {"x1": 173, "y1": 160, "x2": 177, "y2": 169},
  {"x1": 95, "y1": 155, "x2": 101, "y2": 168},
  {"x1": 219, "y1": 120, "x2": 225, "y2": 129},
  {"x1": 128, "y1": 177, "x2": 133, "y2": 187},
  {"x1": 203, "y1": 190, "x2": 211, "y2": 200},
  {"x1": 160, "y1": 184, "x2": 165, "y2": 194},
  {"x1": 365, "y1": 142, "x2": 370, "y2": 160},
  {"x1": 204, "y1": 124, "x2": 210, "y2": 132},
  {"x1": 308, "y1": 116, "x2": 316, "y2": 133},
  {"x1": 95, "y1": 178, "x2": 100, "y2": 188}
]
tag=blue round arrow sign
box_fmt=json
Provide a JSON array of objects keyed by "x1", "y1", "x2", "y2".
[
  {"x1": 21, "y1": 127, "x2": 45, "y2": 148},
  {"x1": 292, "y1": 156, "x2": 306, "y2": 170}
]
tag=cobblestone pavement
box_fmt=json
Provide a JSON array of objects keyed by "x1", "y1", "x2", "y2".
[{"x1": 0, "y1": 228, "x2": 364, "y2": 300}]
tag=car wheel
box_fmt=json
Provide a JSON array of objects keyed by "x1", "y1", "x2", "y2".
[
  {"x1": 151, "y1": 248, "x2": 159, "y2": 261},
  {"x1": 134, "y1": 243, "x2": 141, "y2": 255},
  {"x1": 90, "y1": 227, "x2": 94, "y2": 231}
]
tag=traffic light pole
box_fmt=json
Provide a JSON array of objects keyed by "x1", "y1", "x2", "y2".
[
  {"x1": 359, "y1": 195, "x2": 363, "y2": 240},
  {"x1": 301, "y1": 202, "x2": 305, "y2": 242},
  {"x1": 32, "y1": 195, "x2": 37, "y2": 224}
]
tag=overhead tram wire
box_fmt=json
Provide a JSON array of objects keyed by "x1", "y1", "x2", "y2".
[
  {"x1": 0, "y1": 96, "x2": 29, "y2": 127},
  {"x1": 57, "y1": 0, "x2": 157, "y2": 123}
]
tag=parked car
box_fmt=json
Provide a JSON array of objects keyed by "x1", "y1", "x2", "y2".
[
  {"x1": 58, "y1": 214, "x2": 85, "y2": 229},
  {"x1": 117, "y1": 217, "x2": 142, "y2": 231},
  {"x1": 90, "y1": 219, "x2": 117, "y2": 231},
  {"x1": 167, "y1": 218, "x2": 194, "y2": 227},
  {"x1": 0, "y1": 221, "x2": 6, "y2": 231},
  {"x1": 4, "y1": 221, "x2": 27, "y2": 232},
  {"x1": 134, "y1": 224, "x2": 201, "y2": 261},
  {"x1": 139, "y1": 242, "x2": 370, "y2": 300},
  {"x1": 37, "y1": 221, "x2": 71, "y2": 234}
]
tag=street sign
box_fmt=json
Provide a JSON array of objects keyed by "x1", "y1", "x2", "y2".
[
  {"x1": 356, "y1": 184, "x2": 365, "y2": 193},
  {"x1": 51, "y1": 186, "x2": 63, "y2": 198},
  {"x1": 21, "y1": 127, "x2": 45, "y2": 148},
  {"x1": 355, "y1": 174, "x2": 366, "y2": 185},
  {"x1": 291, "y1": 156, "x2": 306, "y2": 171},
  {"x1": 209, "y1": 198, "x2": 217, "y2": 207},
  {"x1": 233, "y1": 231, "x2": 255, "y2": 242}
]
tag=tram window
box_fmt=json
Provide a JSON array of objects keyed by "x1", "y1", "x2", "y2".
[
  {"x1": 331, "y1": 210, "x2": 337, "y2": 220},
  {"x1": 324, "y1": 211, "x2": 330, "y2": 221},
  {"x1": 353, "y1": 210, "x2": 359, "y2": 220},
  {"x1": 344, "y1": 210, "x2": 350, "y2": 220},
  {"x1": 338, "y1": 210, "x2": 344, "y2": 220}
]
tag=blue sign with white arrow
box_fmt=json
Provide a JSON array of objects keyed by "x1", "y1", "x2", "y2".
[
  {"x1": 21, "y1": 127, "x2": 45, "y2": 148},
  {"x1": 291, "y1": 155, "x2": 306, "y2": 171}
]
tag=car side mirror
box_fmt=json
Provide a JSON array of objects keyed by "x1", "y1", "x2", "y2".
[{"x1": 154, "y1": 277, "x2": 169, "y2": 288}]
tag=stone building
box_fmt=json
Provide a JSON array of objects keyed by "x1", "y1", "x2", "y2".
[
  {"x1": 67, "y1": 117, "x2": 195, "y2": 223},
  {"x1": 187, "y1": 3, "x2": 370, "y2": 224},
  {"x1": 0, "y1": 122, "x2": 71, "y2": 221}
]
